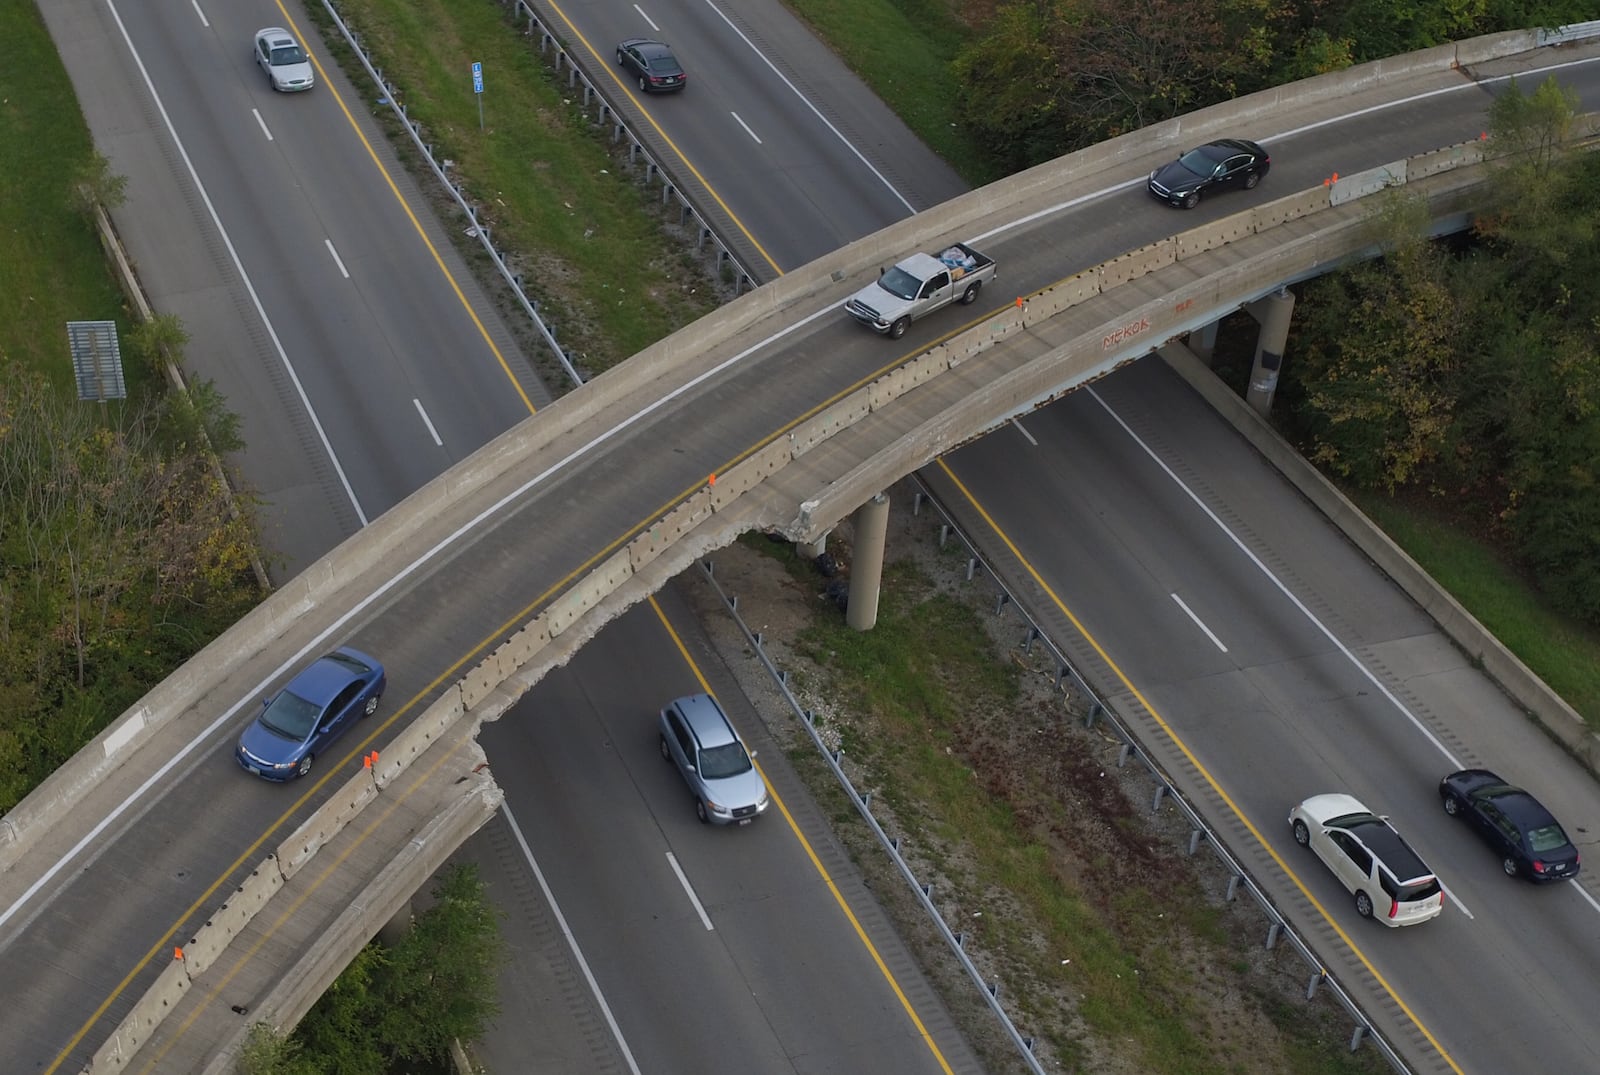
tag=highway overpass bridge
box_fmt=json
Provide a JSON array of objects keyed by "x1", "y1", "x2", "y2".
[{"x1": 3, "y1": 27, "x2": 1597, "y2": 1074}]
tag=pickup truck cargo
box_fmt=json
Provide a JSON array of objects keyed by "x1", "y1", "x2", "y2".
[{"x1": 843, "y1": 242, "x2": 996, "y2": 339}]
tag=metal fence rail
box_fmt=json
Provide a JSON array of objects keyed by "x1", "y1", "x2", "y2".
[{"x1": 695, "y1": 472, "x2": 1419, "y2": 1075}]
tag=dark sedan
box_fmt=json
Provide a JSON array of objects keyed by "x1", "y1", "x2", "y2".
[
  {"x1": 236, "y1": 647, "x2": 386, "y2": 781},
  {"x1": 1148, "y1": 138, "x2": 1270, "y2": 209},
  {"x1": 1439, "y1": 769, "x2": 1580, "y2": 882},
  {"x1": 616, "y1": 39, "x2": 686, "y2": 94}
]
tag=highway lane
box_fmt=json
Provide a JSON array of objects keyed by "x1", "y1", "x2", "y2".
[
  {"x1": 550, "y1": 9, "x2": 1600, "y2": 1070},
  {"x1": 102, "y1": 0, "x2": 546, "y2": 569},
  {"x1": 545, "y1": 0, "x2": 968, "y2": 269},
  {"x1": 20, "y1": 6, "x2": 1600, "y2": 1073},
  {"x1": 477, "y1": 586, "x2": 978, "y2": 1074},
  {"x1": 928, "y1": 358, "x2": 1600, "y2": 1072},
  {"x1": 22, "y1": 1, "x2": 984, "y2": 1071}
]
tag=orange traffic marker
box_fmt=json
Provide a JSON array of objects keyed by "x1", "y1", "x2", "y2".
[
  {"x1": 708, "y1": 473, "x2": 717, "y2": 487},
  {"x1": 174, "y1": 946, "x2": 184, "y2": 961},
  {"x1": 1015, "y1": 296, "x2": 1024, "y2": 308}
]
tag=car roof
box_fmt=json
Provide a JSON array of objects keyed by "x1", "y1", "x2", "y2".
[
  {"x1": 1210, "y1": 137, "x2": 1263, "y2": 155},
  {"x1": 258, "y1": 27, "x2": 293, "y2": 42},
  {"x1": 621, "y1": 38, "x2": 673, "y2": 56},
  {"x1": 285, "y1": 651, "x2": 367, "y2": 706},
  {"x1": 1342, "y1": 817, "x2": 1434, "y2": 882},
  {"x1": 670, "y1": 694, "x2": 737, "y2": 748},
  {"x1": 1488, "y1": 788, "x2": 1561, "y2": 830}
]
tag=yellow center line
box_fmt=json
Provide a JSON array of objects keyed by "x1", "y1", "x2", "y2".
[{"x1": 932, "y1": 456, "x2": 1465, "y2": 1075}]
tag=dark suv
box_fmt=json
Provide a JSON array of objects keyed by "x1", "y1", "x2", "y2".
[{"x1": 659, "y1": 694, "x2": 768, "y2": 825}]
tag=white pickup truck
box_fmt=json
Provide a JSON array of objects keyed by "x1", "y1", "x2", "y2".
[{"x1": 842, "y1": 241, "x2": 996, "y2": 339}]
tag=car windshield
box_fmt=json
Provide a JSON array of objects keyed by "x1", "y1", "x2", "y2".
[
  {"x1": 1176, "y1": 148, "x2": 1224, "y2": 177},
  {"x1": 270, "y1": 45, "x2": 306, "y2": 66},
  {"x1": 1528, "y1": 823, "x2": 1569, "y2": 853},
  {"x1": 259, "y1": 690, "x2": 321, "y2": 740},
  {"x1": 877, "y1": 266, "x2": 920, "y2": 301},
  {"x1": 699, "y1": 741, "x2": 752, "y2": 780}
]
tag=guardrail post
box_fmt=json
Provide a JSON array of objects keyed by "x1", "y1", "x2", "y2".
[
  {"x1": 1225, "y1": 875, "x2": 1240, "y2": 902},
  {"x1": 994, "y1": 592, "x2": 1010, "y2": 616},
  {"x1": 1117, "y1": 742, "x2": 1131, "y2": 768},
  {"x1": 938, "y1": 524, "x2": 951, "y2": 548},
  {"x1": 1187, "y1": 829, "x2": 1203, "y2": 855},
  {"x1": 1151, "y1": 785, "x2": 1167, "y2": 813},
  {"x1": 965, "y1": 556, "x2": 980, "y2": 581},
  {"x1": 1306, "y1": 971, "x2": 1322, "y2": 1000},
  {"x1": 1349, "y1": 1024, "x2": 1367, "y2": 1051},
  {"x1": 1085, "y1": 702, "x2": 1102, "y2": 729},
  {"x1": 1265, "y1": 922, "x2": 1282, "y2": 949}
]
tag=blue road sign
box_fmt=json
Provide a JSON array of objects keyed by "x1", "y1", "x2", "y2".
[{"x1": 471, "y1": 60, "x2": 483, "y2": 94}]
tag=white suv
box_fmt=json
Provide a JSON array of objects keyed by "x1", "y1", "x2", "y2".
[{"x1": 1289, "y1": 794, "x2": 1444, "y2": 926}]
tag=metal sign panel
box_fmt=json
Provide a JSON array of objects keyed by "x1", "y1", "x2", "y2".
[
  {"x1": 67, "y1": 320, "x2": 126, "y2": 402},
  {"x1": 471, "y1": 60, "x2": 483, "y2": 94}
]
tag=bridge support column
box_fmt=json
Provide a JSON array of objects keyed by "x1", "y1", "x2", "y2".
[
  {"x1": 1246, "y1": 287, "x2": 1295, "y2": 416},
  {"x1": 799, "y1": 530, "x2": 830, "y2": 560},
  {"x1": 846, "y1": 494, "x2": 890, "y2": 631},
  {"x1": 1188, "y1": 320, "x2": 1220, "y2": 366}
]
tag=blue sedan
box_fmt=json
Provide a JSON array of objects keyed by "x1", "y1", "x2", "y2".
[{"x1": 236, "y1": 647, "x2": 385, "y2": 781}]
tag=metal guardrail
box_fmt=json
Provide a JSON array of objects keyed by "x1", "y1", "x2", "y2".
[
  {"x1": 1539, "y1": 20, "x2": 1600, "y2": 45},
  {"x1": 496, "y1": 0, "x2": 762, "y2": 293},
  {"x1": 696, "y1": 474, "x2": 1418, "y2": 1075},
  {"x1": 319, "y1": 0, "x2": 585, "y2": 388}
]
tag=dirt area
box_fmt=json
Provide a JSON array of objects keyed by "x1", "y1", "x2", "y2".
[{"x1": 680, "y1": 481, "x2": 1385, "y2": 1075}]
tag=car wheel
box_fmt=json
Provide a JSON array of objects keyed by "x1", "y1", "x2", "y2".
[
  {"x1": 1292, "y1": 819, "x2": 1310, "y2": 847},
  {"x1": 1181, "y1": 191, "x2": 1200, "y2": 210},
  {"x1": 1442, "y1": 794, "x2": 1460, "y2": 817},
  {"x1": 296, "y1": 754, "x2": 314, "y2": 779},
  {"x1": 960, "y1": 281, "x2": 982, "y2": 305},
  {"x1": 889, "y1": 317, "x2": 910, "y2": 339},
  {"x1": 1354, "y1": 891, "x2": 1374, "y2": 918},
  {"x1": 616, "y1": 50, "x2": 625, "y2": 66},
  {"x1": 659, "y1": 734, "x2": 671, "y2": 762},
  {"x1": 695, "y1": 798, "x2": 710, "y2": 824},
  {"x1": 1245, "y1": 171, "x2": 1261, "y2": 190},
  {"x1": 639, "y1": 76, "x2": 649, "y2": 93},
  {"x1": 1503, "y1": 857, "x2": 1520, "y2": 878},
  {"x1": 363, "y1": 694, "x2": 380, "y2": 717}
]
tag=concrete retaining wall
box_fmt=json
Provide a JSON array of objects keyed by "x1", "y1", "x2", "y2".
[
  {"x1": 274, "y1": 768, "x2": 381, "y2": 882},
  {"x1": 86, "y1": 959, "x2": 190, "y2": 1072}
]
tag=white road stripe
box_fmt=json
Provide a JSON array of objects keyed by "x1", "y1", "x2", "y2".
[
  {"x1": 252, "y1": 109, "x2": 272, "y2": 142},
  {"x1": 666, "y1": 851, "x2": 715, "y2": 930},
  {"x1": 1171, "y1": 593, "x2": 1227, "y2": 653},
  {"x1": 632, "y1": 5, "x2": 660, "y2": 33},
  {"x1": 730, "y1": 112, "x2": 762, "y2": 145},
  {"x1": 325, "y1": 239, "x2": 350, "y2": 278},
  {"x1": 413, "y1": 399, "x2": 442, "y2": 446},
  {"x1": 1010, "y1": 418, "x2": 1037, "y2": 446},
  {"x1": 190, "y1": 0, "x2": 209, "y2": 28}
]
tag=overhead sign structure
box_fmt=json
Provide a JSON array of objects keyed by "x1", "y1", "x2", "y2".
[{"x1": 472, "y1": 61, "x2": 484, "y2": 131}]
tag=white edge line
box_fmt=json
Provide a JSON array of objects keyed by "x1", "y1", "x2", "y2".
[
  {"x1": 1170, "y1": 593, "x2": 1228, "y2": 653},
  {"x1": 1089, "y1": 384, "x2": 1463, "y2": 770},
  {"x1": 104, "y1": 0, "x2": 368, "y2": 525},
  {"x1": 700, "y1": 0, "x2": 917, "y2": 215},
  {"x1": 665, "y1": 851, "x2": 715, "y2": 931},
  {"x1": 502, "y1": 802, "x2": 643, "y2": 1075},
  {"x1": 1008, "y1": 417, "x2": 1037, "y2": 446}
]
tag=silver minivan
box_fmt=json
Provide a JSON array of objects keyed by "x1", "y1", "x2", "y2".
[{"x1": 658, "y1": 694, "x2": 769, "y2": 825}]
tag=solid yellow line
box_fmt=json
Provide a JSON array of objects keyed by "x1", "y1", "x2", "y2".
[
  {"x1": 283, "y1": 6, "x2": 538, "y2": 416},
  {"x1": 931, "y1": 457, "x2": 1465, "y2": 1075},
  {"x1": 647, "y1": 595, "x2": 957, "y2": 1074},
  {"x1": 538, "y1": 1, "x2": 785, "y2": 279}
]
